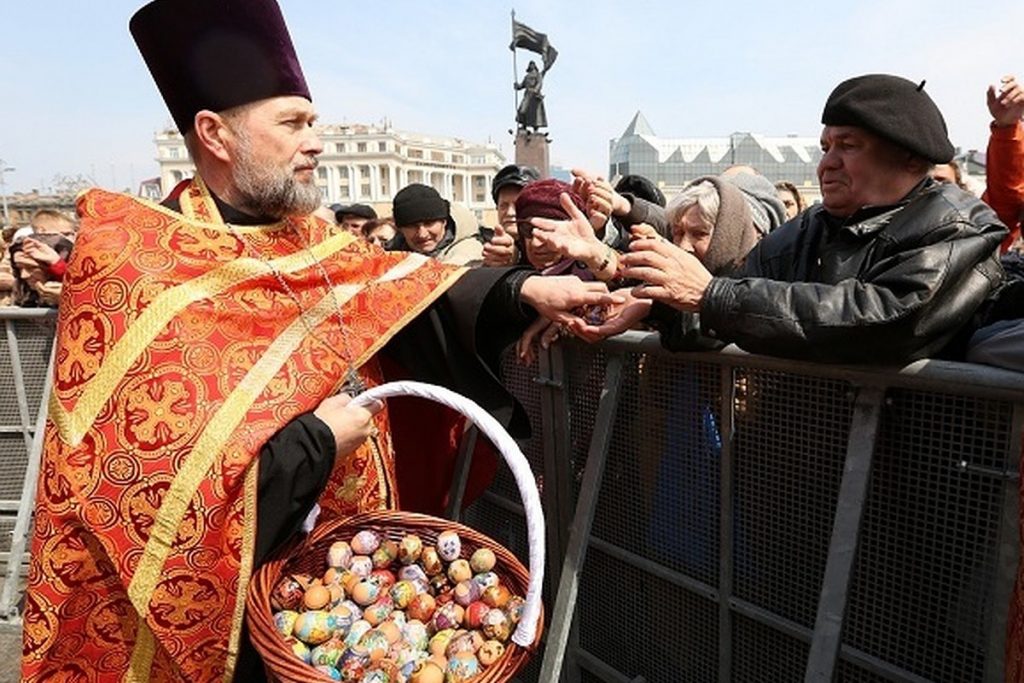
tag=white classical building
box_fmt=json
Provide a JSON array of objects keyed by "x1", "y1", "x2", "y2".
[{"x1": 154, "y1": 123, "x2": 506, "y2": 217}]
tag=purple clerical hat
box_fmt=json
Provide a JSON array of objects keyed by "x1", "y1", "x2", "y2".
[{"x1": 130, "y1": 0, "x2": 311, "y2": 133}]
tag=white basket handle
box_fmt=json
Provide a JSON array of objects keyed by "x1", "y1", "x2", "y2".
[{"x1": 350, "y1": 380, "x2": 544, "y2": 647}]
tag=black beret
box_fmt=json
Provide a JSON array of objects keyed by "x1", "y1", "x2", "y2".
[
  {"x1": 614, "y1": 174, "x2": 666, "y2": 207},
  {"x1": 131, "y1": 0, "x2": 311, "y2": 134},
  {"x1": 334, "y1": 204, "x2": 377, "y2": 222},
  {"x1": 822, "y1": 74, "x2": 954, "y2": 164},
  {"x1": 392, "y1": 184, "x2": 449, "y2": 228},
  {"x1": 491, "y1": 164, "x2": 541, "y2": 202}
]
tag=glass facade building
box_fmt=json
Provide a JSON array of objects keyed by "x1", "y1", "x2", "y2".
[{"x1": 609, "y1": 112, "x2": 822, "y2": 194}]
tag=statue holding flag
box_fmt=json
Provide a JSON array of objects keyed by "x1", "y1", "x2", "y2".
[
  {"x1": 510, "y1": 14, "x2": 557, "y2": 133},
  {"x1": 515, "y1": 60, "x2": 546, "y2": 131}
]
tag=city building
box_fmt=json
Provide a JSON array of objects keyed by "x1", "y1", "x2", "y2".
[
  {"x1": 608, "y1": 111, "x2": 823, "y2": 204},
  {"x1": 155, "y1": 122, "x2": 506, "y2": 220},
  {"x1": 3, "y1": 191, "x2": 77, "y2": 227}
]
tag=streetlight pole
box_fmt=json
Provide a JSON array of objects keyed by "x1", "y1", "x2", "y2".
[{"x1": 0, "y1": 161, "x2": 13, "y2": 227}]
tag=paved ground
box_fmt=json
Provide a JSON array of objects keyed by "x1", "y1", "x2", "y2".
[{"x1": 0, "y1": 622, "x2": 19, "y2": 683}]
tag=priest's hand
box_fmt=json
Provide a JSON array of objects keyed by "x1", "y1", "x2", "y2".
[
  {"x1": 519, "y1": 274, "x2": 621, "y2": 326},
  {"x1": 314, "y1": 393, "x2": 384, "y2": 457},
  {"x1": 620, "y1": 238, "x2": 713, "y2": 312}
]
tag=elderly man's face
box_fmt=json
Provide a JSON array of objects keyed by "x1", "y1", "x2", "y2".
[
  {"x1": 340, "y1": 216, "x2": 369, "y2": 235},
  {"x1": 496, "y1": 186, "x2": 522, "y2": 237},
  {"x1": 227, "y1": 95, "x2": 324, "y2": 219},
  {"x1": 817, "y1": 126, "x2": 917, "y2": 218},
  {"x1": 398, "y1": 219, "x2": 446, "y2": 254}
]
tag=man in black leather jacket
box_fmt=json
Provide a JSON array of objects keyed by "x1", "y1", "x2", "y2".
[{"x1": 619, "y1": 74, "x2": 1007, "y2": 363}]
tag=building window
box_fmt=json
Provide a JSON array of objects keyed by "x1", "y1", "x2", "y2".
[
  {"x1": 336, "y1": 142, "x2": 346, "y2": 153},
  {"x1": 431, "y1": 151, "x2": 445, "y2": 162},
  {"x1": 378, "y1": 142, "x2": 387, "y2": 153},
  {"x1": 361, "y1": 184, "x2": 371, "y2": 198},
  {"x1": 408, "y1": 149, "x2": 423, "y2": 159},
  {"x1": 360, "y1": 165, "x2": 370, "y2": 179},
  {"x1": 452, "y1": 154, "x2": 464, "y2": 164},
  {"x1": 317, "y1": 167, "x2": 328, "y2": 181},
  {"x1": 357, "y1": 142, "x2": 367, "y2": 153},
  {"x1": 337, "y1": 167, "x2": 349, "y2": 179},
  {"x1": 338, "y1": 186, "x2": 350, "y2": 199}
]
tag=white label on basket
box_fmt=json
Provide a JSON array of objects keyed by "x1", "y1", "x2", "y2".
[{"x1": 301, "y1": 503, "x2": 321, "y2": 533}]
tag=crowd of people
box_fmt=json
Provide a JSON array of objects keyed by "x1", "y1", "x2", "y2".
[
  {"x1": 283, "y1": 73, "x2": 1024, "y2": 371},
  {"x1": 14, "y1": 0, "x2": 1024, "y2": 681}
]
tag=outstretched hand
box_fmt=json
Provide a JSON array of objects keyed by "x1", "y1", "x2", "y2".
[
  {"x1": 529, "y1": 193, "x2": 604, "y2": 264},
  {"x1": 571, "y1": 168, "x2": 631, "y2": 227},
  {"x1": 620, "y1": 238, "x2": 713, "y2": 312},
  {"x1": 519, "y1": 274, "x2": 623, "y2": 326},
  {"x1": 988, "y1": 75, "x2": 1024, "y2": 128},
  {"x1": 568, "y1": 288, "x2": 652, "y2": 342},
  {"x1": 515, "y1": 317, "x2": 563, "y2": 365}
]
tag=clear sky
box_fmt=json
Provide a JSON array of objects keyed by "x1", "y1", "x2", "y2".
[{"x1": 1, "y1": 0, "x2": 1021, "y2": 194}]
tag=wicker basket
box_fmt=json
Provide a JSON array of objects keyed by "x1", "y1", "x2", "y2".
[{"x1": 246, "y1": 381, "x2": 546, "y2": 683}]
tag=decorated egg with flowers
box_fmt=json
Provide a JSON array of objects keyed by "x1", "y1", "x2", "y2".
[
  {"x1": 436, "y1": 530, "x2": 461, "y2": 562},
  {"x1": 446, "y1": 652, "x2": 482, "y2": 682},
  {"x1": 293, "y1": 610, "x2": 334, "y2": 645},
  {"x1": 273, "y1": 610, "x2": 299, "y2": 638},
  {"x1": 351, "y1": 530, "x2": 381, "y2": 555}
]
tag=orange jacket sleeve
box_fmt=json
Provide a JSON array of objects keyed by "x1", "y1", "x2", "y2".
[{"x1": 983, "y1": 121, "x2": 1024, "y2": 251}]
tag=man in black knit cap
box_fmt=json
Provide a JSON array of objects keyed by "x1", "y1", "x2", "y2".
[{"x1": 614, "y1": 73, "x2": 1007, "y2": 363}]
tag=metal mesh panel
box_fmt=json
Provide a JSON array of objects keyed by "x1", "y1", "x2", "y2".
[
  {"x1": 577, "y1": 546, "x2": 718, "y2": 682},
  {"x1": 836, "y1": 659, "x2": 891, "y2": 682},
  {"x1": 591, "y1": 354, "x2": 723, "y2": 586},
  {"x1": 475, "y1": 347, "x2": 544, "y2": 506},
  {"x1": 731, "y1": 368, "x2": 854, "y2": 628},
  {"x1": 0, "y1": 341, "x2": 19, "y2": 426},
  {"x1": 0, "y1": 435, "x2": 29, "y2": 503},
  {"x1": 563, "y1": 343, "x2": 608, "y2": 505},
  {"x1": 508, "y1": 644, "x2": 543, "y2": 683},
  {"x1": 731, "y1": 613, "x2": 808, "y2": 682},
  {"x1": 8, "y1": 319, "x2": 55, "y2": 415},
  {"x1": 843, "y1": 389, "x2": 1015, "y2": 682},
  {"x1": 0, "y1": 517, "x2": 15, "y2": 555}
]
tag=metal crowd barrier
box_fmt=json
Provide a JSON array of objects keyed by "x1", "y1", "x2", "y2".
[
  {"x1": 464, "y1": 331, "x2": 1024, "y2": 683},
  {"x1": 0, "y1": 308, "x2": 1022, "y2": 683},
  {"x1": 0, "y1": 308, "x2": 56, "y2": 619}
]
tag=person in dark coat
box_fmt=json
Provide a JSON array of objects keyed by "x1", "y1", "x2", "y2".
[{"x1": 615, "y1": 74, "x2": 1007, "y2": 364}]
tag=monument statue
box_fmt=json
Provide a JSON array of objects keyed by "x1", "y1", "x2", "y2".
[
  {"x1": 515, "y1": 60, "x2": 547, "y2": 131},
  {"x1": 509, "y1": 14, "x2": 556, "y2": 174}
]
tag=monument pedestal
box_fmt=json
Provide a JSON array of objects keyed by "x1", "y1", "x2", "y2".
[{"x1": 514, "y1": 130, "x2": 550, "y2": 178}]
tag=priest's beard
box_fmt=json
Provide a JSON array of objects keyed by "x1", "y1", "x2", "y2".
[{"x1": 231, "y1": 132, "x2": 322, "y2": 220}]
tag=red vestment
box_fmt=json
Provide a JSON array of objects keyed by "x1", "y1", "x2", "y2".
[{"x1": 22, "y1": 177, "x2": 463, "y2": 682}]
